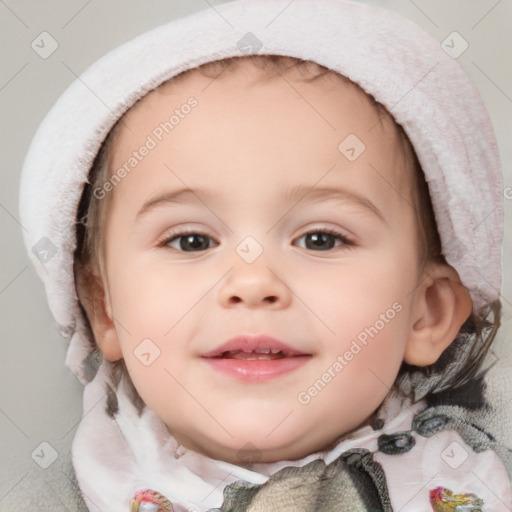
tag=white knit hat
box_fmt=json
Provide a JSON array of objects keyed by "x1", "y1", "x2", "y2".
[{"x1": 19, "y1": 0, "x2": 503, "y2": 385}]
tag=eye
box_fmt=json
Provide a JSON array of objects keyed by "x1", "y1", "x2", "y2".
[
  {"x1": 294, "y1": 228, "x2": 354, "y2": 251},
  {"x1": 159, "y1": 227, "x2": 354, "y2": 253},
  {"x1": 161, "y1": 230, "x2": 218, "y2": 252}
]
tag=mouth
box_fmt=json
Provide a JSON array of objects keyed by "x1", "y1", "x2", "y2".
[
  {"x1": 213, "y1": 349, "x2": 289, "y2": 360},
  {"x1": 201, "y1": 334, "x2": 311, "y2": 380}
]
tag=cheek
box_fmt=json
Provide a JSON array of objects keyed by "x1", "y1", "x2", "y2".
[
  {"x1": 105, "y1": 256, "x2": 213, "y2": 396},
  {"x1": 304, "y1": 252, "x2": 415, "y2": 332},
  {"x1": 107, "y1": 254, "x2": 203, "y2": 337}
]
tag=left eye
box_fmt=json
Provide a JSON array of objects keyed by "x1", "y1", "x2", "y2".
[{"x1": 294, "y1": 229, "x2": 353, "y2": 251}]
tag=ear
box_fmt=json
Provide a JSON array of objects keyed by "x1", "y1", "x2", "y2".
[
  {"x1": 75, "y1": 265, "x2": 123, "y2": 362},
  {"x1": 404, "y1": 262, "x2": 473, "y2": 366}
]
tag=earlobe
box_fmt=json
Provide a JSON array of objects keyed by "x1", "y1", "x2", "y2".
[
  {"x1": 76, "y1": 267, "x2": 123, "y2": 362},
  {"x1": 404, "y1": 263, "x2": 473, "y2": 367}
]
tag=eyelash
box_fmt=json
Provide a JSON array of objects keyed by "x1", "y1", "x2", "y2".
[{"x1": 157, "y1": 227, "x2": 355, "y2": 253}]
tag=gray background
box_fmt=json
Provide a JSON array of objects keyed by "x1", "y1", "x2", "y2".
[{"x1": 1, "y1": 0, "x2": 511, "y2": 508}]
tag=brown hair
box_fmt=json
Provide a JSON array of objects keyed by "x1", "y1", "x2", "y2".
[{"x1": 74, "y1": 55, "x2": 500, "y2": 410}]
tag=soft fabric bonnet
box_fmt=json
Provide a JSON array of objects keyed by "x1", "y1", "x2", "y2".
[{"x1": 19, "y1": 0, "x2": 503, "y2": 385}]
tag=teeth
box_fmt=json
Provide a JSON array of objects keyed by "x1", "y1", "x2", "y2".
[
  {"x1": 220, "y1": 349, "x2": 285, "y2": 360},
  {"x1": 226, "y1": 349, "x2": 282, "y2": 355}
]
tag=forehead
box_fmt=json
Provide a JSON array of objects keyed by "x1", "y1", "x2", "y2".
[
  {"x1": 126, "y1": 58, "x2": 393, "y2": 131},
  {"x1": 108, "y1": 57, "x2": 415, "y2": 220}
]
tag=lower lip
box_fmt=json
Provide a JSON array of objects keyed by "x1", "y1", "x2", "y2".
[{"x1": 201, "y1": 355, "x2": 311, "y2": 381}]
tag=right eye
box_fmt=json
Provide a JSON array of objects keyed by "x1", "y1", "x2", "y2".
[{"x1": 160, "y1": 230, "x2": 219, "y2": 252}]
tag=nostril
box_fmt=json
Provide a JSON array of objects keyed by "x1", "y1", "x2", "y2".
[{"x1": 227, "y1": 295, "x2": 278, "y2": 305}]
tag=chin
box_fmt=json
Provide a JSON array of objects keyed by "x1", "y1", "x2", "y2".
[
  {"x1": 188, "y1": 428, "x2": 328, "y2": 465},
  {"x1": 168, "y1": 407, "x2": 346, "y2": 463},
  {"x1": 202, "y1": 442, "x2": 306, "y2": 464}
]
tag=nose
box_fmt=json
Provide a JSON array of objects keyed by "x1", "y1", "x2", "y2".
[{"x1": 218, "y1": 256, "x2": 292, "y2": 310}]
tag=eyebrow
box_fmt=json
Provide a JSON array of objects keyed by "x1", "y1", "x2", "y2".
[
  {"x1": 136, "y1": 187, "x2": 212, "y2": 218},
  {"x1": 136, "y1": 185, "x2": 384, "y2": 223},
  {"x1": 282, "y1": 184, "x2": 385, "y2": 222}
]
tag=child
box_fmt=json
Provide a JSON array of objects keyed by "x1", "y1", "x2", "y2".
[{"x1": 19, "y1": 0, "x2": 512, "y2": 510}]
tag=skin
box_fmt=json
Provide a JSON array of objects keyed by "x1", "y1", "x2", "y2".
[{"x1": 83, "y1": 60, "x2": 472, "y2": 463}]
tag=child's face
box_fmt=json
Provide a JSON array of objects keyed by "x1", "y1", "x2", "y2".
[{"x1": 100, "y1": 61, "x2": 425, "y2": 463}]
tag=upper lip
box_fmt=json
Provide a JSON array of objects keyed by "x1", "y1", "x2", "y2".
[{"x1": 201, "y1": 334, "x2": 309, "y2": 358}]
